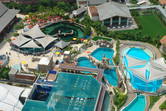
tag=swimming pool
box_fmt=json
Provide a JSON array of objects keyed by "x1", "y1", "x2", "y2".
[
  {"x1": 122, "y1": 47, "x2": 162, "y2": 92},
  {"x1": 77, "y1": 57, "x2": 96, "y2": 69},
  {"x1": 91, "y1": 47, "x2": 114, "y2": 65},
  {"x1": 104, "y1": 69, "x2": 118, "y2": 86},
  {"x1": 123, "y1": 95, "x2": 146, "y2": 111}
]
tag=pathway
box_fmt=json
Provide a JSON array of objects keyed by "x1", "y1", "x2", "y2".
[{"x1": 151, "y1": 95, "x2": 166, "y2": 111}]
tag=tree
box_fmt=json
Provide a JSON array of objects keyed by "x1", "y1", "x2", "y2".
[{"x1": 84, "y1": 25, "x2": 91, "y2": 36}]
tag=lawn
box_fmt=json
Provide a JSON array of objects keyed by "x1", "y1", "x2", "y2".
[
  {"x1": 160, "y1": 100, "x2": 166, "y2": 110},
  {"x1": 118, "y1": 13, "x2": 166, "y2": 39},
  {"x1": 92, "y1": 36, "x2": 112, "y2": 41}
]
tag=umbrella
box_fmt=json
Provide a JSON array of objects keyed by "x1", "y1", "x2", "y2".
[
  {"x1": 29, "y1": 26, "x2": 33, "y2": 28},
  {"x1": 69, "y1": 19, "x2": 72, "y2": 22},
  {"x1": 25, "y1": 15, "x2": 29, "y2": 18},
  {"x1": 10, "y1": 42, "x2": 13, "y2": 45},
  {"x1": 80, "y1": 38, "x2": 84, "y2": 41},
  {"x1": 12, "y1": 38, "x2": 16, "y2": 41},
  {"x1": 22, "y1": 61, "x2": 26, "y2": 64},
  {"x1": 32, "y1": 17, "x2": 35, "y2": 19},
  {"x1": 83, "y1": 40, "x2": 87, "y2": 43},
  {"x1": 87, "y1": 51, "x2": 91, "y2": 54},
  {"x1": 38, "y1": 23, "x2": 40, "y2": 25},
  {"x1": 73, "y1": 38, "x2": 77, "y2": 41},
  {"x1": 56, "y1": 52, "x2": 60, "y2": 55}
]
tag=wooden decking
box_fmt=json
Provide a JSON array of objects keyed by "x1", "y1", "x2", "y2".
[
  {"x1": 60, "y1": 63, "x2": 106, "y2": 111},
  {"x1": 46, "y1": 67, "x2": 59, "y2": 81}
]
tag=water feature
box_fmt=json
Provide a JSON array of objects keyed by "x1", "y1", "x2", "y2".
[{"x1": 43, "y1": 22, "x2": 84, "y2": 41}]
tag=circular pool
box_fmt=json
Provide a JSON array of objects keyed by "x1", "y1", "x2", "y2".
[{"x1": 43, "y1": 22, "x2": 84, "y2": 41}]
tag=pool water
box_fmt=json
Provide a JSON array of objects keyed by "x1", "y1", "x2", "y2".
[
  {"x1": 123, "y1": 95, "x2": 146, "y2": 111},
  {"x1": 77, "y1": 57, "x2": 96, "y2": 69},
  {"x1": 104, "y1": 69, "x2": 118, "y2": 86},
  {"x1": 126, "y1": 47, "x2": 151, "y2": 61},
  {"x1": 43, "y1": 22, "x2": 84, "y2": 41},
  {"x1": 91, "y1": 47, "x2": 114, "y2": 65}
]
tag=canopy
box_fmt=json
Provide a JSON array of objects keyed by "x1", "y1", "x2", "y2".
[
  {"x1": 124, "y1": 54, "x2": 147, "y2": 68},
  {"x1": 23, "y1": 24, "x2": 46, "y2": 39},
  {"x1": 55, "y1": 40, "x2": 69, "y2": 49},
  {"x1": 20, "y1": 40, "x2": 41, "y2": 48},
  {"x1": 12, "y1": 34, "x2": 31, "y2": 47},
  {"x1": 35, "y1": 35, "x2": 57, "y2": 48},
  {"x1": 0, "y1": 84, "x2": 23, "y2": 111},
  {"x1": 125, "y1": 54, "x2": 166, "y2": 82}
]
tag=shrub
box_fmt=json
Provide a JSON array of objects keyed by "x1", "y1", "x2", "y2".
[
  {"x1": 13, "y1": 32, "x2": 19, "y2": 37},
  {"x1": 7, "y1": 38, "x2": 12, "y2": 42},
  {"x1": 159, "y1": 100, "x2": 166, "y2": 110},
  {"x1": 114, "y1": 40, "x2": 120, "y2": 65}
]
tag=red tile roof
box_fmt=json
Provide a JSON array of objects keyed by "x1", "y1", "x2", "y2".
[
  {"x1": 159, "y1": 0, "x2": 166, "y2": 5},
  {"x1": 89, "y1": 6, "x2": 98, "y2": 17},
  {"x1": 160, "y1": 36, "x2": 166, "y2": 47}
]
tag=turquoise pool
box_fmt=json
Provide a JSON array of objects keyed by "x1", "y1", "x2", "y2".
[
  {"x1": 123, "y1": 95, "x2": 146, "y2": 111},
  {"x1": 91, "y1": 47, "x2": 114, "y2": 65},
  {"x1": 77, "y1": 57, "x2": 96, "y2": 69},
  {"x1": 122, "y1": 47, "x2": 162, "y2": 92},
  {"x1": 104, "y1": 69, "x2": 118, "y2": 86}
]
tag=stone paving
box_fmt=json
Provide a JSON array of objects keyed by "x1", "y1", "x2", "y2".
[{"x1": 151, "y1": 95, "x2": 166, "y2": 111}]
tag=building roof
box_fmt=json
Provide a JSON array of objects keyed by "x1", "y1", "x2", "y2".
[
  {"x1": 8, "y1": 68, "x2": 18, "y2": 75},
  {"x1": 73, "y1": 6, "x2": 86, "y2": 16},
  {"x1": 38, "y1": 56, "x2": 52, "y2": 65},
  {"x1": 160, "y1": 36, "x2": 166, "y2": 47},
  {"x1": 0, "y1": 2, "x2": 19, "y2": 33},
  {"x1": 77, "y1": 0, "x2": 107, "y2": 5},
  {"x1": 23, "y1": 24, "x2": 46, "y2": 39},
  {"x1": 0, "y1": 2, "x2": 8, "y2": 17},
  {"x1": 96, "y1": 2, "x2": 132, "y2": 21},
  {"x1": 159, "y1": 0, "x2": 166, "y2": 5},
  {"x1": 89, "y1": 6, "x2": 98, "y2": 17},
  {"x1": 0, "y1": 83, "x2": 23, "y2": 111},
  {"x1": 55, "y1": 40, "x2": 69, "y2": 49}
]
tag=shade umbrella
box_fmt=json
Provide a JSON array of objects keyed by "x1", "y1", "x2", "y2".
[
  {"x1": 22, "y1": 61, "x2": 26, "y2": 64},
  {"x1": 80, "y1": 38, "x2": 84, "y2": 41},
  {"x1": 87, "y1": 51, "x2": 91, "y2": 54},
  {"x1": 10, "y1": 42, "x2": 13, "y2": 45},
  {"x1": 73, "y1": 38, "x2": 77, "y2": 41},
  {"x1": 56, "y1": 52, "x2": 60, "y2": 55}
]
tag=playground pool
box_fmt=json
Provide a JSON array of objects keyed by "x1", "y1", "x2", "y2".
[
  {"x1": 104, "y1": 69, "x2": 118, "y2": 86},
  {"x1": 77, "y1": 57, "x2": 96, "y2": 69}
]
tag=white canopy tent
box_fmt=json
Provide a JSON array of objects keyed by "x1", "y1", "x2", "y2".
[
  {"x1": 23, "y1": 24, "x2": 45, "y2": 39},
  {"x1": 0, "y1": 84, "x2": 23, "y2": 111},
  {"x1": 55, "y1": 40, "x2": 69, "y2": 49},
  {"x1": 12, "y1": 34, "x2": 31, "y2": 47},
  {"x1": 35, "y1": 35, "x2": 57, "y2": 48},
  {"x1": 20, "y1": 40, "x2": 41, "y2": 48},
  {"x1": 125, "y1": 54, "x2": 166, "y2": 82}
]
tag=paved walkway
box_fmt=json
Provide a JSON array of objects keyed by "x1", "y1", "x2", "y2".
[{"x1": 151, "y1": 95, "x2": 166, "y2": 111}]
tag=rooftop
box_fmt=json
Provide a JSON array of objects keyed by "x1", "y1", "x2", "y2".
[
  {"x1": 159, "y1": 0, "x2": 166, "y2": 5},
  {"x1": 96, "y1": 2, "x2": 132, "y2": 21},
  {"x1": 38, "y1": 56, "x2": 52, "y2": 65},
  {"x1": 0, "y1": 2, "x2": 19, "y2": 33},
  {"x1": 89, "y1": 6, "x2": 98, "y2": 17},
  {"x1": 160, "y1": 36, "x2": 166, "y2": 47}
]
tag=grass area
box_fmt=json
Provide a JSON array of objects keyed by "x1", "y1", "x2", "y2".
[
  {"x1": 160, "y1": 100, "x2": 166, "y2": 110},
  {"x1": 149, "y1": 96, "x2": 161, "y2": 109},
  {"x1": 92, "y1": 36, "x2": 112, "y2": 41},
  {"x1": 0, "y1": 67, "x2": 10, "y2": 79},
  {"x1": 118, "y1": 13, "x2": 166, "y2": 39}
]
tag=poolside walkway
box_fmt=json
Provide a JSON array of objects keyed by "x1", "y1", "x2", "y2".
[{"x1": 151, "y1": 95, "x2": 166, "y2": 111}]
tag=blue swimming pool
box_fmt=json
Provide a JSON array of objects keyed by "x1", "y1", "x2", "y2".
[
  {"x1": 104, "y1": 69, "x2": 118, "y2": 86},
  {"x1": 126, "y1": 47, "x2": 151, "y2": 61},
  {"x1": 77, "y1": 57, "x2": 96, "y2": 69},
  {"x1": 122, "y1": 47, "x2": 162, "y2": 92},
  {"x1": 91, "y1": 47, "x2": 114, "y2": 65},
  {"x1": 123, "y1": 95, "x2": 146, "y2": 111}
]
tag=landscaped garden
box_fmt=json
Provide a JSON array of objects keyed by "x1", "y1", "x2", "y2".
[
  {"x1": 160, "y1": 100, "x2": 166, "y2": 110},
  {"x1": 118, "y1": 12, "x2": 166, "y2": 39}
]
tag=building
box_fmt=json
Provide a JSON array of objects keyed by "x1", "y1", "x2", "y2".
[
  {"x1": 0, "y1": 2, "x2": 19, "y2": 36},
  {"x1": 88, "y1": 2, "x2": 132, "y2": 27},
  {"x1": 160, "y1": 36, "x2": 166, "y2": 52},
  {"x1": 0, "y1": 0, "x2": 75, "y2": 4},
  {"x1": 77, "y1": 0, "x2": 108, "y2": 7},
  {"x1": 0, "y1": 54, "x2": 9, "y2": 67},
  {"x1": 159, "y1": 0, "x2": 166, "y2": 8}
]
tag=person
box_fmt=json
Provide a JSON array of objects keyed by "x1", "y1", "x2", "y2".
[
  {"x1": 6, "y1": 52, "x2": 8, "y2": 55},
  {"x1": 9, "y1": 52, "x2": 11, "y2": 55}
]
